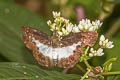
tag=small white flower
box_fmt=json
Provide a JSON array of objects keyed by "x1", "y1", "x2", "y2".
[
  {"x1": 64, "y1": 19, "x2": 69, "y2": 24},
  {"x1": 59, "y1": 17, "x2": 65, "y2": 22},
  {"x1": 99, "y1": 35, "x2": 114, "y2": 48},
  {"x1": 84, "y1": 24, "x2": 89, "y2": 30},
  {"x1": 106, "y1": 41, "x2": 114, "y2": 48},
  {"x1": 78, "y1": 24, "x2": 83, "y2": 30},
  {"x1": 89, "y1": 48, "x2": 97, "y2": 57},
  {"x1": 58, "y1": 31, "x2": 63, "y2": 36},
  {"x1": 72, "y1": 25, "x2": 80, "y2": 33},
  {"x1": 50, "y1": 23, "x2": 56, "y2": 31},
  {"x1": 97, "y1": 48, "x2": 104, "y2": 56},
  {"x1": 99, "y1": 41, "x2": 102, "y2": 46},
  {"x1": 62, "y1": 28, "x2": 66, "y2": 32},
  {"x1": 92, "y1": 21, "x2": 95, "y2": 25},
  {"x1": 89, "y1": 48, "x2": 104, "y2": 57},
  {"x1": 95, "y1": 20, "x2": 103, "y2": 27},
  {"x1": 89, "y1": 27, "x2": 94, "y2": 32},
  {"x1": 54, "y1": 18, "x2": 60, "y2": 23},
  {"x1": 47, "y1": 20, "x2": 51, "y2": 26},
  {"x1": 53, "y1": 11, "x2": 60, "y2": 18},
  {"x1": 100, "y1": 35, "x2": 105, "y2": 41},
  {"x1": 89, "y1": 53, "x2": 94, "y2": 57},
  {"x1": 93, "y1": 25, "x2": 97, "y2": 31},
  {"x1": 61, "y1": 28, "x2": 69, "y2": 35},
  {"x1": 66, "y1": 24, "x2": 73, "y2": 32},
  {"x1": 105, "y1": 39, "x2": 108, "y2": 43},
  {"x1": 90, "y1": 48, "x2": 94, "y2": 53},
  {"x1": 65, "y1": 32, "x2": 69, "y2": 35}
]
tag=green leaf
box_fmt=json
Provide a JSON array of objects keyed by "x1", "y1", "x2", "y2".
[
  {"x1": 0, "y1": 62, "x2": 80, "y2": 80},
  {"x1": 108, "y1": 75, "x2": 120, "y2": 80},
  {"x1": 114, "y1": 0, "x2": 120, "y2": 4},
  {"x1": 67, "y1": 0, "x2": 102, "y2": 19},
  {"x1": 104, "y1": 38, "x2": 120, "y2": 71},
  {"x1": 0, "y1": 0, "x2": 51, "y2": 64},
  {"x1": 103, "y1": 58, "x2": 117, "y2": 72}
]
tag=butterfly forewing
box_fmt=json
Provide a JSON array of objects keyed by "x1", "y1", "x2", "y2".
[
  {"x1": 22, "y1": 26, "x2": 50, "y2": 49},
  {"x1": 61, "y1": 32, "x2": 98, "y2": 47}
]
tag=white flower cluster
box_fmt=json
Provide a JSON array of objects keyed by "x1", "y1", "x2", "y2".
[
  {"x1": 99, "y1": 35, "x2": 114, "y2": 48},
  {"x1": 78, "y1": 19, "x2": 102, "y2": 32},
  {"x1": 58, "y1": 23, "x2": 73, "y2": 36},
  {"x1": 89, "y1": 48, "x2": 104, "y2": 57},
  {"x1": 47, "y1": 11, "x2": 102, "y2": 37},
  {"x1": 89, "y1": 35, "x2": 114, "y2": 57},
  {"x1": 69, "y1": 19, "x2": 102, "y2": 33},
  {"x1": 47, "y1": 11, "x2": 73, "y2": 36}
]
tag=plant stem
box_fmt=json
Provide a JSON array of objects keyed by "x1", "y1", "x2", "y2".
[
  {"x1": 80, "y1": 68, "x2": 90, "y2": 80},
  {"x1": 76, "y1": 64, "x2": 86, "y2": 73},
  {"x1": 101, "y1": 71, "x2": 120, "y2": 76},
  {"x1": 83, "y1": 46, "x2": 92, "y2": 69},
  {"x1": 85, "y1": 46, "x2": 89, "y2": 55},
  {"x1": 84, "y1": 59, "x2": 91, "y2": 69}
]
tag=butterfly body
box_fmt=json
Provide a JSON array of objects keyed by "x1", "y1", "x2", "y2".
[{"x1": 22, "y1": 26, "x2": 98, "y2": 68}]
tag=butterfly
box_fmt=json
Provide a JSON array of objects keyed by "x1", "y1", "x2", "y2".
[{"x1": 21, "y1": 26, "x2": 98, "y2": 68}]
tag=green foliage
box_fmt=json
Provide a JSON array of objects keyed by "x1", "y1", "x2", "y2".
[
  {"x1": 108, "y1": 75, "x2": 120, "y2": 80},
  {"x1": 103, "y1": 58, "x2": 117, "y2": 72},
  {"x1": 0, "y1": 62, "x2": 80, "y2": 80},
  {"x1": 114, "y1": 0, "x2": 120, "y2": 4},
  {"x1": 104, "y1": 38, "x2": 120, "y2": 71},
  {"x1": 0, "y1": 0, "x2": 50, "y2": 64}
]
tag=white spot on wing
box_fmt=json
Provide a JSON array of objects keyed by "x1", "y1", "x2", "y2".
[{"x1": 32, "y1": 38, "x2": 81, "y2": 60}]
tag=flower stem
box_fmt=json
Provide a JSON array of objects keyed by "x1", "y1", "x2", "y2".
[
  {"x1": 80, "y1": 68, "x2": 90, "y2": 80},
  {"x1": 85, "y1": 46, "x2": 89, "y2": 55},
  {"x1": 84, "y1": 59, "x2": 91, "y2": 69},
  {"x1": 76, "y1": 64, "x2": 86, "y2": 73},
  {"x1": 83, "y1": 46, "x2": 92, "y2": 69},
  {"x1": 101, "y1": 71, "x2": 120, "y2": 76}
]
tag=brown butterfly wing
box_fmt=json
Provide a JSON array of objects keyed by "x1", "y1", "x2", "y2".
[
  {"x1": 61, "y1": 32, "x2": 98, "y2": 47},
  {"x1": 22, "y1": 26, "x2": 52, "y2": 66},
  {"x1": 22, "y1": 26, "x2": 98, "y2": 68},
  {"x1": 57, "y1": 32, "x2": 98, "y2": 68},
  {"x1": 22, "y1": 26, "x2": 50, "y2": 49}
]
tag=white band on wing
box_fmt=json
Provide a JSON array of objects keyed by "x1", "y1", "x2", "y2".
[{"x1": 32, "y1": 38, "x2": 81, "y2": 60}]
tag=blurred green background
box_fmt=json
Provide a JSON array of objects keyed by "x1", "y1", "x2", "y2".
[{"x1": 0, "y1": 0, "x2": 120, "y2": 80}]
